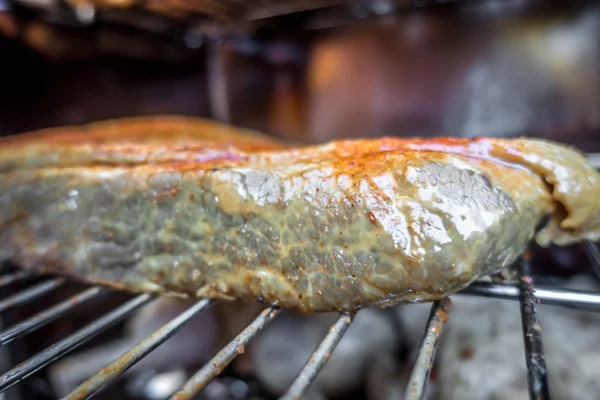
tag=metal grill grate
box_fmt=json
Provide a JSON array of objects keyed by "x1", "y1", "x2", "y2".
[
  {"x1": 2, "y1": 2, "x2": 600, "y2": 399},
  {"x1": 0, "y1": 248, "x2": 600, "y2": 400}
]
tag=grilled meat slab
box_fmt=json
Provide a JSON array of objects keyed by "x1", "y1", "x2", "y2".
[{"x1": 1, "y1": 116, "x2": 599, "y2": 312}]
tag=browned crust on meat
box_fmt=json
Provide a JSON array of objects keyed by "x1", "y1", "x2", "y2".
[{"x1": 1, "y1": 116, "x2": 599, "y2": 311}]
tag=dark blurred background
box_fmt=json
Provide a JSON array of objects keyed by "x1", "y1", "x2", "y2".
[{"x1": 0, "y1": 0, "x2": 599, "y2": 148}]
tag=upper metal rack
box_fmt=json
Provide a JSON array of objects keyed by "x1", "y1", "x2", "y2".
[{"x1": 0, "y1": 247, "x2": 600, "y2": 400}]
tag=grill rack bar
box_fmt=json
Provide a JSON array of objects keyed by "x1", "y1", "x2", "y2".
[
  {"x1": 0, "y1": 278, "x2": 65, "y2": 314},
  {"x1": 0, "y1": 271, "x2": 33, "y2": 290},
  {"x1": 460, "y1": 281, "x2": 600, "y2": 310},
  {"x1": 64, "y1": 298, "x2": 215, "y2": 400},
  {"x1": 518, "y1": 259, "x2": 550, "y2": 400},
  {"x1": 0, "y1": 292, "x2": 154, "y2": 393},
  {"x1": 0, "y1": 266, "x2": 598, "y2": 400},
  {"x1": 280, "y1": 313, "x2": 355, "y2": 400},
  {"x1": 0, "y1": 286, "x2": 108, "y2": 346},
  {"x1": 169, "y1": 305, "x2": 282, "y2": 400},
  {"x1": 404, "y1": 298, "x2": 451, "y2": 400}
]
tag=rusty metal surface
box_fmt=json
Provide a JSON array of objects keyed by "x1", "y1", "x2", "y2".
[
  {"x1": 280, "y1": 312, "x2": 355, "y2": 400},
  {"x1": 518, "y1": 258, "x2": 550, "y2": 400},
  {"x1": 169, "y1": 305, "x2": 281, "y2": 400},
  {"x1": 63, "y1": 298, "x2": 214, "y2": 400},
  {"x1": 404, "y1": 297, "x2": 451, "y2": 400},
  {"x1": 0, "y1": 268, "x2": 599, "y2": 399}
]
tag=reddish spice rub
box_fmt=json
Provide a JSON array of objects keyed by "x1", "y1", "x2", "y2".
[{"x1": 1, "y1": 116, "x2": 600, "y2": 313}]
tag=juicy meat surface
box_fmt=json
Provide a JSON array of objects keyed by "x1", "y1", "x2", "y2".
[{"x1": 1, "y1": 116, "x2": 599, "y2": 312}]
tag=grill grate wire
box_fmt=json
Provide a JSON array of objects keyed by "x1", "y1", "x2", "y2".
[
  {"x1": 280, "y1": 313, "x2": 355, "y2": 400},
  {"x1": 0, "y1": 278, "x2": 66, "y2": 314},
  {"x1": 65, "y1": 298, "x2": 215, "y2": 400},
  {"x1": 170, "y1": 305, "x2": 281, "y2": 400},
  {"x1": 518, "y1": 258, "x2": 550, "y2": 400},
  {"x1": 404, "y1": 298, "x2": 451, "y2": 400},
  {"x1": 0, "y1": 292, "x2": 153, "y2": 393},
  {"x1": 2, "y1": 3, "x2": 599, "y2": 397},
  {"x1": 0, "y1": 272, "x2": 34, "y2": 290},
  {"x1": 461, "y1": 281, "x2": 600, "y2": 311},
  {"x1": 0, "y1": 258, "x2": 599, "y2": 400},
  {"x1": 0, "y1": 286, "x2": 108, "y2": 346}
]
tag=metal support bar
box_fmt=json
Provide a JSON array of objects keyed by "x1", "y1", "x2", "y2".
[
  {"x1": 404, "y1": 298, "x2": 451, "y2": 400},
  {"x1": 0, "y1": 286, "x2": 107, "y2": 346},
  {"x1": 206, "y1": 39, "x2": 231, "y2": 123},
  {"x1": 170, "y1": 305, "x2": 281, "y2": 400},
  {"x1": 0, "y1": 272, "x2": 33, "y2": 290},
  {"x1": 0, "y1": 279, "x2": 65, "y2": 313},
  {"x1": 280, "y1": 313, "x2": 355, "y2": 400},
  {"x1": 0, "y1": 293, "x2": 154, "y2": 393},
  {"x1": 459, "y1": 281, "x2": 600, "y2": 311},
  {"x1": 518, "y1": 258, "x2": 551, "y2": 400},
  {"x1": 63, "y1": 298, "x2": 215, "y2": 400}
]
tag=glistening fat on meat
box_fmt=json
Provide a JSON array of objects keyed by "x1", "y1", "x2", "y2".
[{"x1": 0, "y1": 116, "x2": 599, "y2": 312}]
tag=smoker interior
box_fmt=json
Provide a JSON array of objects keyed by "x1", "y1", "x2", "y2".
[{"x1": 1, "y1": 1, "x2": 600, "y2": 399}]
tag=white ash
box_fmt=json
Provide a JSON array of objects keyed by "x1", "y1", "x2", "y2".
[
  {"x1": 249, "y1": 308, "x2": 401, "y2": 399},
  {"x1": 48, "y1": 297, "x2": 218, "y2": 397},
  {"x1": 396, "y1": 274, "x2": 600, "y2": 400}
]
